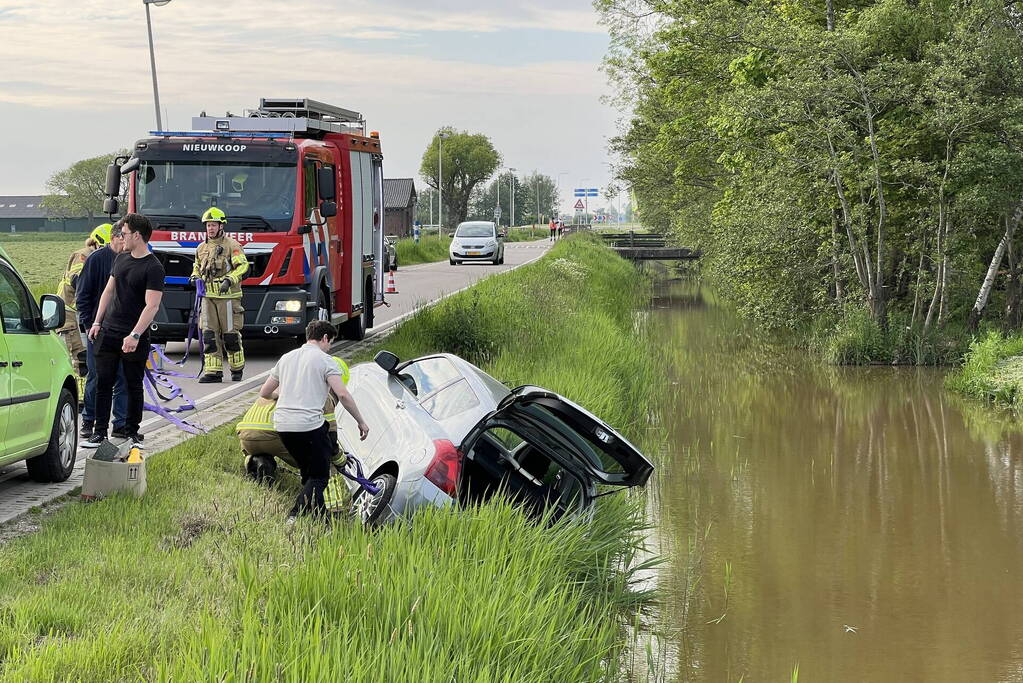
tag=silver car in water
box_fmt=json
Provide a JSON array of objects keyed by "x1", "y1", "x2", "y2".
[{"x1": 335, "y1": 351, "x2": 654, "y2": 526}]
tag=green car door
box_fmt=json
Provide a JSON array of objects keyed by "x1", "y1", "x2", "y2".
[{"x1": 0, "y1": 261, "x2": 56, "y2": 458}]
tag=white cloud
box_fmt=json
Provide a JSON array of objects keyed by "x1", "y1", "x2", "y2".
[{"x1": 0, "y1": 0, "x2": 624, "y2": 209}]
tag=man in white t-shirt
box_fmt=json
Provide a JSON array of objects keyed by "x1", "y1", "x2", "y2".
[{"x1": 259, "y1": 320, "x2": 369, "y2": 518}]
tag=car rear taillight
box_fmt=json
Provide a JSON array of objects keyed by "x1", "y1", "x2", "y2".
[{"x1": 424, "y1": 439, "x2": 462, "y2": 498}]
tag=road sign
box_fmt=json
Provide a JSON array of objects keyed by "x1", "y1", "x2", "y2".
[
  {"x1": 574, "y1": 188, "x2": 600, "y2": 197},
  {"x1": 494, "y1": 206, "x2": 502, "y2": 219},
  {"x1": 573, "y1": 199, "x2": 585, "y2": 210}
]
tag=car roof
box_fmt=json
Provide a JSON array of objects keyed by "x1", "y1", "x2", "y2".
[{"x1": 456, "y1": 221, "x2": 495, "y2": 228}]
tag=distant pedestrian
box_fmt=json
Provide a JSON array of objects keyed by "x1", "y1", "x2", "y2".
[
  {"x1": 76, "y1": 220, "x2": 129, "y2": 440},
  {"x1": 259, "y1": 320, "x2": 370, "y2": 520},
  {"x1": 549, "y1": 218, "x2": 556, "y2": 242},
  {"x1": 85, "y1": 213, "x2": 165, "y2": 448},
  {"x1": 556, "y1": 219, "x2": 564, "y2": 240}
]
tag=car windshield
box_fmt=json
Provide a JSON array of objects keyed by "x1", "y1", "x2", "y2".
[
  {"x1": 137, "y1": 160, "x2": 297, "y2": 231},
  {"x1": 455, "y1": 224, "x2": 494, "y2": 238}
]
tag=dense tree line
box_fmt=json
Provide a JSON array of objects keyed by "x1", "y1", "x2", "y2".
[{"x1": 599, "y1": 0, "x2": 1023, "y2": 345}]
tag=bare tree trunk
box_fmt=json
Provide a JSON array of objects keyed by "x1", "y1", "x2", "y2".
[
  {"x1": 832, "y1": 208, "x2": 844, "y2": 302},
  {"x1": 826, "y1": 0, "x2": 836, "y2": 31},
  {"x1": 969, "y1": 203, "x2": 1023, "y2": 330},
  {"x1": 1005, "y1": 230, "x2": 1021, "y2": 332},
  {"x1": 861, "y1": 85, "x2": 888, "y2": 326},
  {"x1": 828, "y1": 138, "x2": 869, "y2": 294},
  {"x1": 911, "y1": 230, "x2": 928, "y2": 327}
]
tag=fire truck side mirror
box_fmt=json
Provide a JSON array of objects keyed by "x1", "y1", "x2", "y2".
[
  {"x1": 317, "y1": 167, "x2": 336, "y2": 201},
  {"x1": 104, "y1": 163, "x2": 121, "y2": 198},
  {"x1": 103, "y1": 198, "x2": 120, "y2": 215},
  {"x1": 320, "y1": 201, "x2": 337, "y2": 218},
  {"x1": 297, "y1": 224, "x2": 312, "y2": 235}
]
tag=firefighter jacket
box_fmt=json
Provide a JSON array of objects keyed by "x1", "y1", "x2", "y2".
[
  {"x1": 191, "y1": 235, "x2": 248, "y2": 299},
  {"x1": 57, "y1": 245, "x2": 96, "y2": 329},
  {"x1": 236, "y1": 396, "x2": 339, "y2": 467}
]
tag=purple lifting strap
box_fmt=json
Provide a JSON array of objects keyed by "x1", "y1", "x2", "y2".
[{"x1": 338, "y1": 455, "x2": 381, "y2": 495}]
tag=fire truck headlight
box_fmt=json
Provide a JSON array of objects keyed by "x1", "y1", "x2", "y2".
[{"x1": 275, "y1": 300, "x2": 303, "y2": 312}]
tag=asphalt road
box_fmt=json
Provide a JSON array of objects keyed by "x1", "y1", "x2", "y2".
[{"x1": 0, "y1": 239, "x2": 552, "y2": 522}]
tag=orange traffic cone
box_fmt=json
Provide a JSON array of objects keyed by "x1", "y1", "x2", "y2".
[{"x1": 385, "y1": 268, "x2": 399, "y2": 294}]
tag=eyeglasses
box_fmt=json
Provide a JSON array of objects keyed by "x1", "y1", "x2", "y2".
[{"x1": 120, "y1": 231, "x2": 133, "y2": 238}]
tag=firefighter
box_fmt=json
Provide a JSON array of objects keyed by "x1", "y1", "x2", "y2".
[
  {"x1": 191, "y1": 207, "x2": 249, "y2": 383},
  {"x1": 236, "y1": 356, "x2": 351, "y2": 483},
  {"x1": 57, "y1": 223, "x2": 112, "y2": 381}
]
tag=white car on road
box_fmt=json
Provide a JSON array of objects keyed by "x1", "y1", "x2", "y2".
[{"x1": 449, "y1": 221, "x2": 505, "y2": 265}]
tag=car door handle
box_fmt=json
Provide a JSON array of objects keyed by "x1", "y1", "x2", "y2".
[
  {"x1": 11, "y1": 361, "x2": 22, "y2": 367},
  {"x1": 0, "y1": 362, "x2": 8, "y2": 367}
]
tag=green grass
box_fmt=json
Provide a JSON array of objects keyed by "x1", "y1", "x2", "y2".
[
  {"x1": 0, "y1": 236, "x2": 86, "y2": 300},
  {"x1": 808, "y1": 306, "x2": 970, "y2": 366},
  {"x1": 0, "y1": 233, "x2": 659, "y2": 681},
  {"x1": 945, "y1": 330, "x2": 1023, "y2": 406}
]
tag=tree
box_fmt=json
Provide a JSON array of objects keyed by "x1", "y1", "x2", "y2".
[
  {"x1": 420, "y1": 128, "x2": 501, "y2": 231},
  {"x1": 470, "y1": 171, "x2": 560, "y2": 226},
  {"x1": 42, "y1": 151, "x2": 126, "y2": 220},
  {"x1": 598, "y1": 0, "x2": 1023, "y2": 340}
]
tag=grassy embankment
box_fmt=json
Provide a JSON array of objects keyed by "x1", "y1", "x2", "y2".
[
  {"x1": 0, "y1": 234, "x2": 88, "y2": 300},
  {"x1": 945, "y1": 331, "x2": 1023, "y2": 407},
  {"x1": 395, "y1": 227, "x2": 545, "y2": 267},
  {"x1": 0, "y1": 234, "x2": 658, "y2": 681}
]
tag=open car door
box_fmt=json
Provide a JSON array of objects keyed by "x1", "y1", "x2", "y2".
[{"x1": 459, "y1": 386, "x2": 654, "y2": 488}]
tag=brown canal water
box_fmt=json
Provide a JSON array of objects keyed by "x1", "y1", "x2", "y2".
[{"x1": 649, "y1": 281, "x2": 1023, "y2": 682}]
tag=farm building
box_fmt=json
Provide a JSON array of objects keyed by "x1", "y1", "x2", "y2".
[
  {"x1": 383, "y1": 178, "x2": 417, "y2": 238},
  {"x1": 0, "y1": 196, "x2": 95, "y2": 233}
]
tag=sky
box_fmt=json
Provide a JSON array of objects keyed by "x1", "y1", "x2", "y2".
[{"x1": 0, "y1": 0, "x2": 626, "y2": 214}]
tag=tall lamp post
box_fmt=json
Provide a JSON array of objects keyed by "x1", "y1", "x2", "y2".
[
  {"x1": 438, "y1": 131, "x2": 450, "y2": 236},
  {"x1": 507, "y1": 167, "x2": 517, "y2": 231},
  {"x1": 143, "y1": 0, "x2": 172, "y2": 131},
  {"x1": 556, "y1": 171, "x2": 569, "y2": 220}
]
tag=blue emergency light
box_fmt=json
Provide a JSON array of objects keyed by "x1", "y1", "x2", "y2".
[{"x1": 148, "y1": 131, "x2": 291, "y2": 139}]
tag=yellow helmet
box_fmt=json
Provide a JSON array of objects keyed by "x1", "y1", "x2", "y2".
[
  {"x1": 333, "y1": 356, "x2": 351, "y2": 385},
  {"x1": 202, "y1": 207, "x2": 227, "y2": 224},
  {"x1": 90, "y1": 223, "x2": 113, "y2": 246}
]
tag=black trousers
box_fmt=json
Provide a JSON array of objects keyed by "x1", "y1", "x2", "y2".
[
  {"x1": 94, "y1": 329, "x2": 149, "y2": 436},
  {"x1": 279, "y1": 421, "x2": 333, "y2": 517}
]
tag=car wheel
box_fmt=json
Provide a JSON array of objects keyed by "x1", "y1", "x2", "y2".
[
  {"x1": 26, "y1": 388, "x2": 77, "y2": 482},
  {"x1": 351, "y1": 472, "x2": 397, "y2": 527},
  {"x1": 449, "y1": 259, "x2": 457, "y2": 266}
]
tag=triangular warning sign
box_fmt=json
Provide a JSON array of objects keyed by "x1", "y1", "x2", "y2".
[{"x1": 573, "y1": 199, "x2": 585, "y2": 210}]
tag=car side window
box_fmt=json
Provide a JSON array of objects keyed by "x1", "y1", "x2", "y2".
[
  {"x1": 421, "y1": 379, "x2": 480, "y2": 420},
  {"x1": 0, "y1": 264, "x2": 36, "y2": 335},
  {"x1": 396, "y1": 357, "x2": 461, "y2": 397}
]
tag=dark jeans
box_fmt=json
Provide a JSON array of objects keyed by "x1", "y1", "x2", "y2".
[
  {"x1": 279, "y1": 422, "x2": 333, "y2": 517},
  {"x1": 82, "y1": 336, "x2": 127, "y2": 429},
  {"x1": 94, "y1": 329, "x2": 149, "y2": 436}
]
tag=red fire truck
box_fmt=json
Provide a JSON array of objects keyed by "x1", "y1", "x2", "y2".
[{"x1": 101, "y1": 97, "x2": 384, "y2": 342}]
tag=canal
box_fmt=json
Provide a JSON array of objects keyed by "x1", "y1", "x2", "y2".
[{"x1": 649, "y1": 280, "x2": 1023, "y2": 681}]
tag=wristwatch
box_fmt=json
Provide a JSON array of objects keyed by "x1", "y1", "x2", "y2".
[{"x1": 130, "y1": 332, "x2": 141, "y2": 341}]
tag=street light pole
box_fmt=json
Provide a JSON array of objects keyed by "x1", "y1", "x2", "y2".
[
  {"x1": 508, "y1": 167, "x2": 517, "y2": 230},
  {"x1": 556, "y1": 171, "x2": 569, "y2": 220},
  {"x1": 143, "y1": 0, "x2": 172, "y2": 131},
  {"x1": 438, "y1": 131, "x2": 450, "y2": 236}
]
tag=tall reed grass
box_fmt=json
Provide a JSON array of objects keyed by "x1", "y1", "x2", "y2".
[{"x1": 0, "y1": 234, "x2": 659, "y2": 681}]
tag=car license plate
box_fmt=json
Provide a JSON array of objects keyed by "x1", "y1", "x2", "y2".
[{"x1": 467, "y1": 251, "x2": 480, "y2": 255}]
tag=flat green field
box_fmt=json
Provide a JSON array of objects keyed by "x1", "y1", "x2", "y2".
[{"x1": 0, "y1": 234, "x2": 88, "y2": 299}]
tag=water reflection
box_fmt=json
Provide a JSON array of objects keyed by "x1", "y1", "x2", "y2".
[{"x1": 652, "y1": 281, "x2": 1023, "y2": 682}]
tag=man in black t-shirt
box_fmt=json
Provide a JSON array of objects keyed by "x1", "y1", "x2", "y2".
[{"x1": 85, "y1": 213, "x2": 166, "y2": 447}]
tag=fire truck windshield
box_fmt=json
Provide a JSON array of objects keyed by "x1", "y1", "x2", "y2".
[{"x1": 137, "y1": 160, "x2": 297, "y2": 231}]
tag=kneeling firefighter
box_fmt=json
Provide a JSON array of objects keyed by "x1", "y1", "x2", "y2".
[
  {"x1": 58, "y1": 223, "x2": 112, "y2": 381},
  {"x1": 191, "y1": 207, "x2": 249, "y2": 383},
  {"x1": 236, "y1": 356, "x2": 351, "y2": 483}
]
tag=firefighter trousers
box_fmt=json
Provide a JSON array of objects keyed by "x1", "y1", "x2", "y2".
[
  {"x1": 58, "y1": 310, "x2": 86, "y2": 376},
  {"x1": 200, "y1": 297, "x2": 245, "y2": 373}
]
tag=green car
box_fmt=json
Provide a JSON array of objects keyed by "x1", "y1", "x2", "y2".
[{"x1": 0, "y1": 248, "x2": 78, "y2": 482}]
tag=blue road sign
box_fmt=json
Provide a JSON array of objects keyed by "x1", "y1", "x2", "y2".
[
  {"x1": 587, "y1": 188, "x2": 599, "y2": 196},
  {"x1": 575, "y1": 188, "x2": 600, "y2": 197}
]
